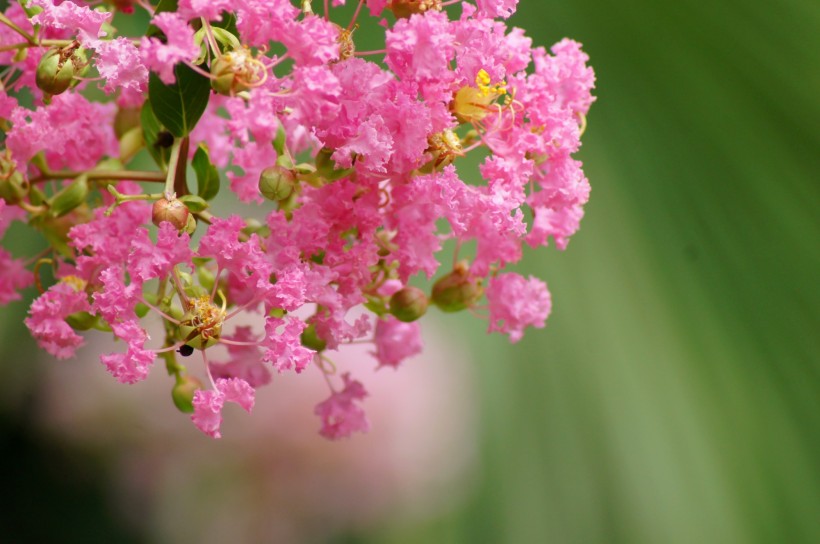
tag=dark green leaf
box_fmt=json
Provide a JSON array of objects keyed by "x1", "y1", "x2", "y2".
[
  {"x1": 148, "y1": 64, "x2": 211, "y2": 138},
  {"x1": 140, "y1": 103, "x2": 170, "y2": 169},
  {"x1": 191, "y1": 143, "x2": 220, "y2": 200}
]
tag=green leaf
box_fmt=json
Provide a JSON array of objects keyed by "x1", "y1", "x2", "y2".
[
  {"x1": 191, "y1": 143, "x2": 220, "y2": 200},
  {"x1": 140, "y1": 102, "x2": 171, "y2": 169},
  {"x1": 148, "y1": 63, "x2": 211, "y2": 138},
  {"x1": 179, "y1": 194, "x2": 209, "y2": 213}
]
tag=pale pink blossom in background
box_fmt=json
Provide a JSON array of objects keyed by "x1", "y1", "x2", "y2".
[{"x1": 31, "y1": 318, "x2": 477, "y2": 544}]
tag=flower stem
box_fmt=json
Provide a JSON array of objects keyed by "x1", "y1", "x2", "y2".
[
  {"x1": 0, "y1": 13, "x2": 36, "y2": 44},
  {"x1": 164, "y1": 138, "x2": 183, "y2": 200},
  {"x1": 32, "y1": 169, "x2": 165, "y2": 184}
]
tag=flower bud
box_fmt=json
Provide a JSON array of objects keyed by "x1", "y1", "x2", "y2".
[
  {"x1": 114, "y1": 107, "x2": 141, "y2": 139},
  {"x1": 210, "y1": 48, "x2": 265, "y2": 96},
  {"x1": 389, "y1": 0, "x2": 442, "y2": 18},
  {"x1": 258, "y1": 165, "x2": 296, "y2": 201},
  {"x1": 48, "y1": 176, "x2": 89, "y2": 218},
  {"x1": 35, "y1": 43, "x2": 88, "y2": 96},
  {"x1": 431, "y1": 263, "x2": 483, "y2": 312},
  {"x1": 300, "y1": 323, "x2": 326, "y2": 352},
  {"x1": 389, "y1": 286, "x2": 429, "y2": 322},
  {"x1": 172, "y1": 375, "x2": 204, "y2": 413},
  {"x1": 152, "y1": 197, "x2": 190, "y2": 230},
  {"x1": 65, "y1": 311, "x2": 98, "y2": 331}
]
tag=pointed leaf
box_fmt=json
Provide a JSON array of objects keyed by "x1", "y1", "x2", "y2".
[
  {"x1": 192, "y1": 143, "x2": 220, "y2": 200},
  {"x1": 140, "y1": 102, "x2": 171, "y2": 168},
  {"x1": 148, "y1": 63, "x2": 211, "y2": 137}
]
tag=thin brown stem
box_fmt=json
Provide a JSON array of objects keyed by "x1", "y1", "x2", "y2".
[{"x1": 31, "y1": 170, "x2": 166, "y2": 184}]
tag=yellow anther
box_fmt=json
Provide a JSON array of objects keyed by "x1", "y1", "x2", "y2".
[{"x1": 60, "y1": 275, "x2": 87, "y2": 292}]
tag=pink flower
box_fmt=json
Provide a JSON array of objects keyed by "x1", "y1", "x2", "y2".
[
  {"x1": 233, "y1": 0, "x2": 298, "y2": 47},
  {"x1": 373, "y1": 316, "x2": 423, "y2": 368},
  {"x1": 140, "y1": 13, "x2": 200, "y2": 84},
  {"x1": 191, "y1": 378, "x2": 255, "y2": 438},
  {"x1": 88, "y1": 37, "x2": 148, "y2": 96},
  {"x1": 526, "y1": 203, "x2": 585, "y2": 250},
  {"x1": 0, "y1": 249, "x2": 31, "y2": 304},
  {"x1": 486, "y1": 273, "x2": 551, "y2": 343},
  {"x1": 386, "y1": 11, "x2": 456, "y2": 84},
  {"x1": 315, "y1": 373, "x2": 370, "y2": 440},
  {"x1": 91, "y1": 265, "x2": 141, "y2": 324},
  {"x1": 262, "y1": 317, "x2": 315, "y2": 373},
  {"x1": 25, "y1": 282, "x2": 90, "y2": 359},
  {"x1": 0, "y1": 201, "x2": 32, "y2": 304},
  {"x1": 533, "y1": 39, "x2": 597, "y2": 116},
  {"x1": 177, "y1": 0, "x2": 235, "y2": 20},
  {"x1": 6, "y1": 94, "x2": 117, "y2": 170},
  {"x1": 129, "y1": 223, "x2": 193, "y2": 283},
  {"x1": 29, "y1": 0, "x2": 112, "y2": 39},
  {"x1": 210, "y1": 327, "x2": 271, "y2": 388},
  {"x1": 100, "y1": 319, "x2": 155, "y2": 384},
  {"x1": 474, "y1": 0, "x2": 519, "y2": 19},
  {"x1": 281, "y1": 15, "x2": 339, "y2": 66}
]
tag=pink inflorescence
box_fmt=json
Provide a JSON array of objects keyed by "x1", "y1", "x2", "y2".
[{"x1": 0, "y1": 0, "x2": 595, "y2": 439}]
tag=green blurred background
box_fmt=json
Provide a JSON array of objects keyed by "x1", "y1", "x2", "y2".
[{"x1": 1, "y1": 0, "x2": 819, "y2": 542}]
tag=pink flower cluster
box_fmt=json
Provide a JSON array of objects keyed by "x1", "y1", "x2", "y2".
[{"x1": 0, "y1": 0, "x2": 594, "y2": 439}]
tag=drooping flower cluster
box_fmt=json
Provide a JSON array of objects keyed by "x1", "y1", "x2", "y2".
[{"x1": 0, "y1": 0, "x2": 594, "y2": 439}]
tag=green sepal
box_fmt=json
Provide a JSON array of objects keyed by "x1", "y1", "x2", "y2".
[
  {"x1": 179, "y1": 194, "x2": 209, "y2": 213},
  {"x1": 47, "y1": 175, "x2": 88, "y2": 217}
]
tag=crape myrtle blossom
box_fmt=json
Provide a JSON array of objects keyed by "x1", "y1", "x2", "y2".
[{"x1": 0, "y1": 0, "x2": 595, "y2": 439}]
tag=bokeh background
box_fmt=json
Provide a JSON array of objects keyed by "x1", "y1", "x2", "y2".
[{"x1": 1, "y1": 0, "x2": 818, "y2": 542}]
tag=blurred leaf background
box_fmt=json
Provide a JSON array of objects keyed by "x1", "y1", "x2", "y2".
[{"x1": 1, "y1": 0, "x2": 818, "y2": 542}]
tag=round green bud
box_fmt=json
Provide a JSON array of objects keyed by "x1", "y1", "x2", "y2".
[
  {"x1": 258, "y1": 165, "x2": 296, "y2": 201},
  {"x1": 431, "y1": 266, "x2": 482, "y2": 313},
  {"x1": 389, "y1": 286, "x2": 429, "y2": 322},
  {"x1": 172, "y1": 375, "x2": 204, "y2": 413},
  {"x1": 300, "y1": 323, "x2": 327, "y2": 352},
  {"x1": 35, "y1": 44, "x2": 88, "y2": 96}
]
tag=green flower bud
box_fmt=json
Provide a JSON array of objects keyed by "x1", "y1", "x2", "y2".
[
  {"x1": 172, "y1": 375, "x2": 204, "y2": 413},
  {"x1": 65, "y1": 311, "x2": 98, "y2": 331},
  {"x1": 258, "y1": 165, "x2": 296, "y2": 201},
  {"x1": 152, "y1": 197, "x2": 190, "y2": 230},
  {"x1": 431, "y1": 264, "x2": 483, "y2": 313},
  {"x1": 389, "y1": 286, "x2": 429, "y2": 322},
  {"x1": 114, "y1": 107, "x2": 141, "y2": 139},
  {"x1": 300, "y1": 323, "x2": 326, "y2": 352},
  {"x1": 47, "y1": 176, "x2": 89, "y2": 218},
  {"x1": 35, "y1": 43, "x2": 88, "y2": 96}
]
